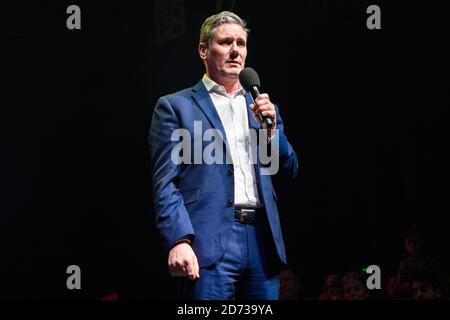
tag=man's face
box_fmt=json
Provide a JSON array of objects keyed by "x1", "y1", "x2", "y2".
[
  {"x1": 411, "y1": 280, "x2": 442, "y2": 300},
  {"x1": 199, "y1": 23, "x2": 247, "y2": 83}
]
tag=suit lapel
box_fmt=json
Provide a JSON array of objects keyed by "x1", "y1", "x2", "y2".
[
  {"x1": 191, "y1": 81, "x2": 229, "y2": 146},
  {"x1": 245, "y1": 92, "x2": 261, "y2": 131}
]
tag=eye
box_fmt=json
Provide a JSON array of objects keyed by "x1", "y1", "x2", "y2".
[{"x1": 219, "y1": 39, "x2": 232, "y2": 46}]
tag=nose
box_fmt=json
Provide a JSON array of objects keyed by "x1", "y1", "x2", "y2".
[{"x1": 230, "y1": 41, "x2": 239, "y2": 55}]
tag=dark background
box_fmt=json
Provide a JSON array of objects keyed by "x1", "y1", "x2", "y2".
[{"x1": 2, "y1": 0, "x2": 449, "y2": 299}]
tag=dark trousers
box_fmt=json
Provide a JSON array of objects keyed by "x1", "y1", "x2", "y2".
[{"x1": 178, "y1": 216, "x2": 281, "y2": 300}]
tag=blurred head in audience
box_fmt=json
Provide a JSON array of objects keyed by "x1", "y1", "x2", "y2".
[
  {"x1": 319, "y1": 273, "x2": 343, "y2": 300},
  {"x1": 403, "y1": 230, "x2": 424, "y2": 259},
  {"x1": 279, "y1": 268, "x2": 301, "y2": 300},
  {"x1": 386, "y1": 274, "x2": 398, "y2": 299},
  {"x1": 411, "y1": 272, "x2": 443, "y2": 300},
  {"x1": 342, "y1": 270, "x2": 370, "y2": 300}
]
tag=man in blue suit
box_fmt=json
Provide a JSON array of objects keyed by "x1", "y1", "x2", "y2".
[{"x1": 149, "y1": 11, "x2": 298, "y2": 299}]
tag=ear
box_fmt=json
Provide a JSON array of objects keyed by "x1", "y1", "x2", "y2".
[{"x1": 198, "y1": 43, "x2": 207, "y2": 60}]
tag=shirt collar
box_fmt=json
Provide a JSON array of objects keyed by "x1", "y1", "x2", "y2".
[{"x1": 202, "y1": 74, "x2": 245, "y2": 97}]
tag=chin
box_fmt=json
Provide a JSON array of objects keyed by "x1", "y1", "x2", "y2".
[
  {"x1": 225, "y1": 72, "x2": 239, "y2": 79},
  {"x1": 226, "y1": 66, "x2": 242, "y2": 73}
]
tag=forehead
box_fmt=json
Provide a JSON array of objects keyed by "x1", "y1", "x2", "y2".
[{"x1": 213, "y1": 23, "x2": 247, "y2": 39}]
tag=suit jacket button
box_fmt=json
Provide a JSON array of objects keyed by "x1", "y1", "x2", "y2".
[
  {"x1": 226, "y1": 200, "x2": 232, "y2": 207},
  {"x1": 227, "y1": 169, "x2": 233, "y2": 176}
]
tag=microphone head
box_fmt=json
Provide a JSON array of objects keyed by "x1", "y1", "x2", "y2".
[{"x1": 239, "y1": 67, "x2": 260, "y2": 90}]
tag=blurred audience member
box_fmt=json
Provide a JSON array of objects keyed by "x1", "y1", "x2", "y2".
[
  {"x1": 342, "y1": 270, "x2": 370, "y2": 300},
  {"x1": 410, "y1": 271, "x2": 445, "y2": 300},
  {"x1": 318, "y1": 273, "x2": 343, "y2": 300},
  {"x1": 397, "y1": 229, "x2": 446, "y2": 298},
  {"x1": 385, "y1": 274, "x2": 399, "y2": 300},
  {"x1": 279, "y1": 267, "x2": 301, "y2": 300}
]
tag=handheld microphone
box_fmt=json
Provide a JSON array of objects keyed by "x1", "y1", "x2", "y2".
[{"x1": 239, "y1": 67, "x2": 274, "y2": 129}]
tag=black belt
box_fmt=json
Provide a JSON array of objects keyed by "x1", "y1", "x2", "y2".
[{"x1": 234, "y1": 207, "x2": 263, "y2": 224}]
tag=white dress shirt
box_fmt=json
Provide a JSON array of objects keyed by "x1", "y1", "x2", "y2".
[{"x1": 202, "y1": 74, "x2": 262, "y2": 207}]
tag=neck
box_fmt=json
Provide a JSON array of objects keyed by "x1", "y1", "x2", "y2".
[
  {"x1": 207, "y1": 73, "x2": 241, "y2": 95},
  {"x1": 222, "y1": 81, "x2": 241, "y2": 95}
]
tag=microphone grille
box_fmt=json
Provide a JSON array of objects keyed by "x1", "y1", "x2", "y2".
[{"x1": 239, "y1": 67, "x2": 260, "y2": 89}]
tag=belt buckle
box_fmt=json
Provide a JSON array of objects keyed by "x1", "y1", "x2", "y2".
[{"x1": 239, "y1": 209, "x2": 253, "y2": 223}]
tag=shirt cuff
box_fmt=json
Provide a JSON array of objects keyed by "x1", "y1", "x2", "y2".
[{"x1": 174, "y1": 235, "x2": 193, "y2": 247}]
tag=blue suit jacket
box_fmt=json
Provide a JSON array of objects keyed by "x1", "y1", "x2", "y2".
[{"x1": 149, "y1": 80, "x2": 298, "y2": 267}]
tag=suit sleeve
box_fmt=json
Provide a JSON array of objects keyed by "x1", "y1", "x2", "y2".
[{"x1": 149, "y1": 97, "x2": 195, "y2": 251}]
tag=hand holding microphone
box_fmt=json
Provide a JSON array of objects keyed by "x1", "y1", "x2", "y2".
[{"x1": 239, "y1": 67, "x2": 276, "y2": 130}]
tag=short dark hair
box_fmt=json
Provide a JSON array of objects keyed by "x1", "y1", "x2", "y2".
[{"x1": 199, "y1": 11, "x2": 249, "y2": 46}]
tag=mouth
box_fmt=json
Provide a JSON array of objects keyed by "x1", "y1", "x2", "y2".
[{"x1": 227, "y1": 61, "x2": 240, "y2": 66}]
